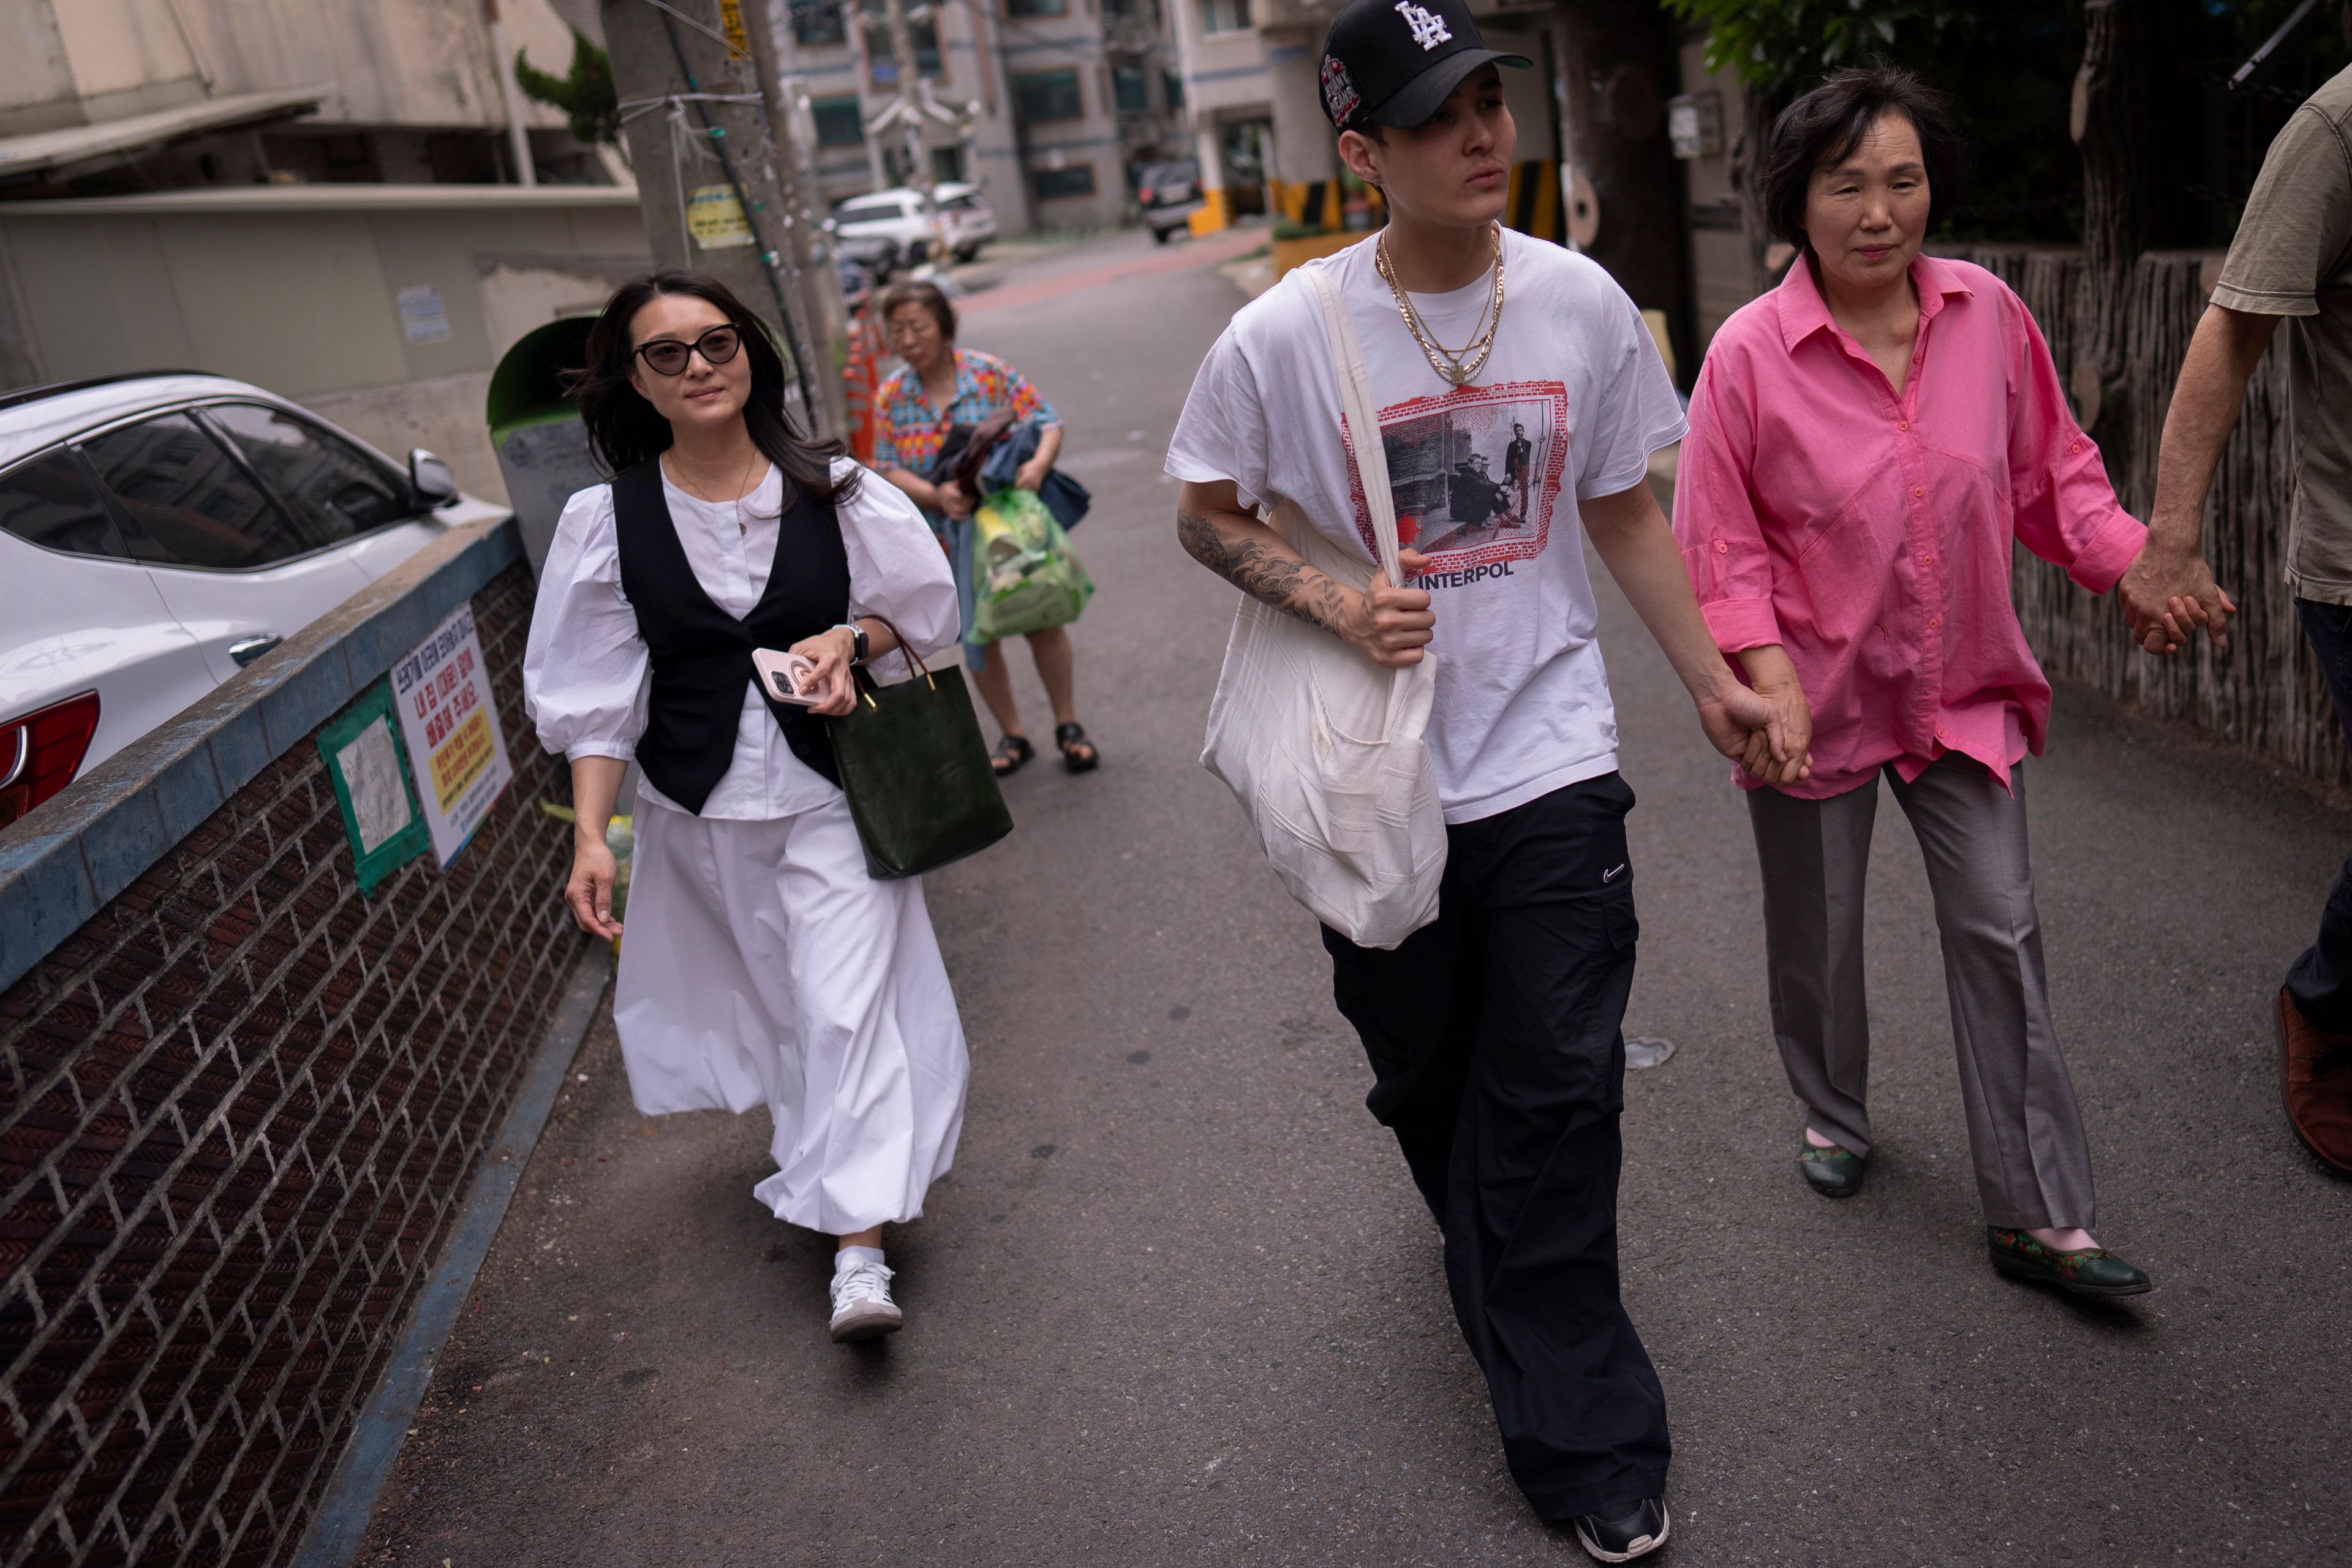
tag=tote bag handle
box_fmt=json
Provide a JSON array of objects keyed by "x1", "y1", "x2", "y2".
[{"x1": 1302, "y1": 266, "x2": 1404, "y2": 589}]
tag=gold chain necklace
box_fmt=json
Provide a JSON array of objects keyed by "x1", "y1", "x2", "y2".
[{"x1": 1376, "y1": 224, "x2": 1505, "y2": 387}]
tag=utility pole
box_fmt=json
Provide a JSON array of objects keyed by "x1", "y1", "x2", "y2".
[
  {"x1": 600, "y1": 0, "x2": 846, "y2": 439},
  {"x1": 748, "y1": 0, "x2": 850, "y2": 433},
  {"x1": 484, "y1": 0, "x2": 538, "y2": 186}
]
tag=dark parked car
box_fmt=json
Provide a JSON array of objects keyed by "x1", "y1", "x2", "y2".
[{"x1": 1137, "y1": 159, "x2": 1205, "y2": 244}]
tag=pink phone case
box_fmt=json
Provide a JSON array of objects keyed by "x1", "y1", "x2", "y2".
[{"x1": 751, "y1": 648, "x2": 825, "y2": 707}]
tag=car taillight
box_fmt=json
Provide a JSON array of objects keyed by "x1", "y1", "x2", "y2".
[{"x1": 0, "y1": 692, "x2": 100, "y2": 829}]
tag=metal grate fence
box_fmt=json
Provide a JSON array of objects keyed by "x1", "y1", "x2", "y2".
[{"x1": 0, "y1": 559, "x2": 578, "y2": 1567}]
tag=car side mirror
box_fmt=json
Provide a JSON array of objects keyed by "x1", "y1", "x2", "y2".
[{"x1": 408, "y1": 448, "x2": 459, "y2": 510}]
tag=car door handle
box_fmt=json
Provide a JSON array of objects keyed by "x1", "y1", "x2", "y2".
[{"x1": 229, "y1": 634, "x2": 284, "y2": 668}]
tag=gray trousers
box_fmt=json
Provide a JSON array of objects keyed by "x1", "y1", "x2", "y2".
[{"x1": 1745, "y1": 755, "x2": 2095, "y2": 1230}]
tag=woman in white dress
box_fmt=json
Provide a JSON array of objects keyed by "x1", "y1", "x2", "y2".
[{"x1": 522, "y1": 271, "x2": 967, "y2": 1343}]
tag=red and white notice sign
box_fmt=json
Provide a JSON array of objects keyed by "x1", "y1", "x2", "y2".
[{"x1": 391, "y1": 600, "x2": 513, "y2": 867}]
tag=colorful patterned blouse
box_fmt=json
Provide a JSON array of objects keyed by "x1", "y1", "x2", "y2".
[{"x1": 873, "y1": 348, "x2": 1061, "y2": 480}]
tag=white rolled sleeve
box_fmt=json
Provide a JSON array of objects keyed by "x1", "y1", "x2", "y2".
[
  {"x1": 522, "y1": 484, "x2": 652, "y2": 762},
  {"x1": 835, "y1": 459, "x2": 960, "y2": 661}
]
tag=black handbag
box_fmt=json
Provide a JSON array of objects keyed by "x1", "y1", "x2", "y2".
[{"x1": 826, "y1": 616, "x2": 1014, "y2": 878}]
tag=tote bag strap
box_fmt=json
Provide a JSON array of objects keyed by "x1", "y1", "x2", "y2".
[{"x1": 1302, "y1": 266, "x2": 1402, "y2": 587}]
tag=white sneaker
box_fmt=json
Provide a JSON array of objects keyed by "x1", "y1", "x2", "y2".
[{"x1": 827, "y1": 1256, "x2": 903, "y2": 1343}]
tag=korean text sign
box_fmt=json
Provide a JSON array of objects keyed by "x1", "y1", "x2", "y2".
[{"x1": 391, "y1": 600, "x2": 513, "y2": 867}]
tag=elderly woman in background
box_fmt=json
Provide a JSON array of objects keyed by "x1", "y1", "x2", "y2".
[
  {"x1": 1672, "y1": 68, "x2": 2155, "y2": 1297},
  {"x1": 873, "y1": 279, "x2": 1100, "y2": 776}
]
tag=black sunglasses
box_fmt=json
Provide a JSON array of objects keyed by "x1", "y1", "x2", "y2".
[{"x1": 633, "y1": 323, "x2": 743, "y2": 377}]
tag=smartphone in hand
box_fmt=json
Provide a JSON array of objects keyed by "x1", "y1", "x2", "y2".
[{"x1": 752, "y1": 647, "x2": 826, "y2": 707}]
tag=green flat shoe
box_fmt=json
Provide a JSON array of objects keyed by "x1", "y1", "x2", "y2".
[
  {"x1": 1797, "y1": 1137, "x2": 1867, "y2": 1198},
  {"x1": 1986, "y1": 1227, "x2": 2152, "y2": 1298}
]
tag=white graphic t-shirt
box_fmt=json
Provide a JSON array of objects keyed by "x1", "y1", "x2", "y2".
[{"x1": 1166, "y1": 228, "x2": 1686, "y2": 824}]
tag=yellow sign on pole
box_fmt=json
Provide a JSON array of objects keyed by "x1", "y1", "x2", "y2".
[
  {"x1": 719, "y1": 0, "x2": 750, "y2": 58},
  {"x1": 686, "y1": 184, "x2": 755, "y2": 249}
]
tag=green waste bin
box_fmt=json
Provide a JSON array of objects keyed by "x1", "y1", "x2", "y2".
[{"x1": 488, "y1": 317, "x2": 600, "y2": 578}]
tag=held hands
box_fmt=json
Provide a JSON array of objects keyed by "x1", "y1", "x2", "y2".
[
  {"x1": 788, "y1": 625, "x2": 862, "y2": 717},
  {"x1": 2119, "y1": 541, "x2": 2236, "y2": 655},
  {"x1": 1341, "y1": 548, "x2": 1436, "y2": 668},
  {"x1": 1707, "y1": 644, "x2": 1812, "y2": 786},
  {"x1": 1013, "y1": 458, "x2": 1050, "y2": 493},
  {"x1": 565, "y1": 828, "x2": 624, "y2": 942}
]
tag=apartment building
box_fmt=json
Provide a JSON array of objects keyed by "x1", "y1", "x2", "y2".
[
  {"x1": 1165, "y1": 0, "x2": 1561, "y2": 235},
  {"x1": 772, "y1": 0, "x2": 1187, "y2": 232}
]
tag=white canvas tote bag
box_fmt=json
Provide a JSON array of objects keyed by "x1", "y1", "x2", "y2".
[{"x1": 1198, "y1": 263, "x2": 1446, "y2": 950}]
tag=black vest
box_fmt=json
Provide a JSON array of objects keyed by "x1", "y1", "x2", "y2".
[{"x1": 611, "y1": 458, "x2": 849, "y2": 813}]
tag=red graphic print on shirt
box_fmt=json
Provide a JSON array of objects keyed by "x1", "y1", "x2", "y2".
[{"x1": 1340, "y1": 379, "x2": 1570, "y2": 573}]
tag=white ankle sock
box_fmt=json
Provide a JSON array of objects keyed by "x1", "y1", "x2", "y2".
[{"x1": 835, "y1": 1245, "x2": 884, "y2": 1273}]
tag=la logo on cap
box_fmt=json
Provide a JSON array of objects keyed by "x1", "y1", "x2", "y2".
[{"x1": 1394, "y1": 0, "x2": 1451, "y2": 51}]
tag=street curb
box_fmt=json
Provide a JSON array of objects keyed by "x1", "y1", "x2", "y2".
[{"x1": 292, "y1": 938, "x2": 614, "y2": 1568}]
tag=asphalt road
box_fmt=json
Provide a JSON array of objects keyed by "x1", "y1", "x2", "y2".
[{"x1": 359, "y1": 227, "x2": 2352, "y2": 1566}]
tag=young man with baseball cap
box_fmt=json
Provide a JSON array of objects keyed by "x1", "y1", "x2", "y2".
[{"x1": 1166, "y1": 0, "x2": 1801, "y2": 1558}]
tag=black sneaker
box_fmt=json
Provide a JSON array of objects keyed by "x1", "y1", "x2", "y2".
[{"x1": 1573, "y1": 1497, "x2": 1669, "y2": 1562}]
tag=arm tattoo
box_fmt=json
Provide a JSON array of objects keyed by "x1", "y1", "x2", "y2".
[{"x1": 1178, "y1": 507, "x2": 1351, "y2": 634}]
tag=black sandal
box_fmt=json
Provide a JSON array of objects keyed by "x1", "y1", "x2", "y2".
[
  {"x1": 990, "y1": 733, "x2": 1035, "y2": 777},
  {"x1": 1054, "y1": 722, "x2": 1099, "y2": 774}
]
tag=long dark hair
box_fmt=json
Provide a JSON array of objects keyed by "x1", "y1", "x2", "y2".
[{"x1": 573, "y1": 270, "x2": 857, "y2": 504}]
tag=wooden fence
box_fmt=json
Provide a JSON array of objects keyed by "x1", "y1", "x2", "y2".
[{"x1": 1947, "y1": 245, "x2": 2346, "y2": 787}]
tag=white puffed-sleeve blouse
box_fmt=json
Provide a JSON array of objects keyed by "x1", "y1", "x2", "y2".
[{"x1": 522, "y1": 457, "x2": 959, "y2": 821}]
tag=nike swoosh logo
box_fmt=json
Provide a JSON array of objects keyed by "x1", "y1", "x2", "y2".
[{"x1": 1604, "y1": 864, "x2": 1626, "y2": 882}]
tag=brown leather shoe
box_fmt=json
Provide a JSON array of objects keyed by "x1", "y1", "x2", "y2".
[{"x1": 2278, "y1": 987, "x2": 2352, "y2": 1174}]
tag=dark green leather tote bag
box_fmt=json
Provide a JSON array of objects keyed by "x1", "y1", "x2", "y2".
[{"x1": 826, "y1": 620, "x2": 1014, "y2": 878}]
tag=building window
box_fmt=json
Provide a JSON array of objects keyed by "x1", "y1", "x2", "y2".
[
  {"x1": 790, "y1": 0, "x2": 847, "y2": 45},
  {"x1": 1164, "y1": 70, "x2": 1185, "y2": 110},
  {"x1": 812, "y1": 96, "x2": 865, "y2": 148},
  {"x1": 1198, "y1": 0, "x2": 1250, "y2": 33},
  {"x1": 862, "y1": 17, "x2": 943, "y2": 82},
  {"x1": 932, "y1": 144, "x2": 966, "y2": 184},
  {"x1": 1031, "y1": 162, "x2": 1097, "y2": 201},
  {"x1": 1112, "y1": 65, "x2": 1149, "y2": 113},
  {"x1": 1006, "y1": 0, "x2": 1066, "y2": 14},
  {"x1": 1014, "y1": 69, "x2": 1085, "y2": 124}
]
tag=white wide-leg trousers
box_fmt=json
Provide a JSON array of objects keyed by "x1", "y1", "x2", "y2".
[{"x1": 613, "y1": 792, "x2": 968, "y2": 1235}]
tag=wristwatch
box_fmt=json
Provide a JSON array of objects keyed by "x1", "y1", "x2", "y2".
[{"x1": 841, "y1": 622, "x2": 870, "y2": 666}]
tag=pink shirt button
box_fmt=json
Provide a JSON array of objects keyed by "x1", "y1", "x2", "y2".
[
  {"x1": 1716, "y1": 541, "x2": 1728, "y2": 553},
  {"x1": 1928, "y1": 616, "x2": 1942, "y2": 628},
  {"x1": 1897, "y1": 421, "x2": 1909, "y2": 431},
  {"x1": 1912, "y1": 486, "x2": 1924, "y2": 498}
]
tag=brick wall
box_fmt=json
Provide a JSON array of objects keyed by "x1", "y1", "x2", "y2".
[{"x1": 0, "y1": 558, "x2": 579, "y2": 1567}]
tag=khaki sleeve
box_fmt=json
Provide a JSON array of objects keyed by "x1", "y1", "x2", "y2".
[{"x1": 2212, "y1": 104, "x2": 2352, "y2": 318}]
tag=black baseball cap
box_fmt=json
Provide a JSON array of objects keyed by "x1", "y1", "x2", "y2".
[{"x1": 1318, "y1": 0, "x2": 1530, "y2": 135}]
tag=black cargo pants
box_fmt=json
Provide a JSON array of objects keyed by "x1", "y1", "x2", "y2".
[{"x1": 1322, "y1": 772, "x2": 1671, "y2": 1521}]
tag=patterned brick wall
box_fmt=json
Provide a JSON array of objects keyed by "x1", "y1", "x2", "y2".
[{"x1": 0, "y1": 559, "x2": 579, "y2": 1567}]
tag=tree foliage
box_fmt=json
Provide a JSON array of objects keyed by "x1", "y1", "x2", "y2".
[
  {"x1": 1660, "y1": 0, "x2": 1969, "y2": 94},
  {"x1": 515, "y1": 28, "x2": 620, "y2": 147}
]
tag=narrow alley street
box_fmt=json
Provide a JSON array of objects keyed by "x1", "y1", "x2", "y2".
[{"x1": 360, "y1": 228, "x2": 2352, "y2": 1566}]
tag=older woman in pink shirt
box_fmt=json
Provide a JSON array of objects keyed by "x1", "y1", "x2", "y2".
[{"x1": 1673, "y1": 69, "x2": 2153, "y2": 1297}]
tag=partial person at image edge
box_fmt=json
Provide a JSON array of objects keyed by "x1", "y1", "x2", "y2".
[{"x1": 2123, "y1": 59, "x2": 2352, "y2": 1175}]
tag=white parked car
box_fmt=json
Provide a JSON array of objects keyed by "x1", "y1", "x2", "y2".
[
  {"x1": 0, "y1": 372, "x2": 506, "y2": 828},
  {"x1": 830, "y1": 182, "x2": 997, "y2": 270}
]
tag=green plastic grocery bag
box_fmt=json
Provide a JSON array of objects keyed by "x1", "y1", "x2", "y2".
[{"x1": 970, "y1": 486, "x2": 1095, "y2": 641}]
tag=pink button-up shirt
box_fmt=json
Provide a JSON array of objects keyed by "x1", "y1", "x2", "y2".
[{"x1": 1673, "y1": 254, "x2": 2145, "y2": 799}]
